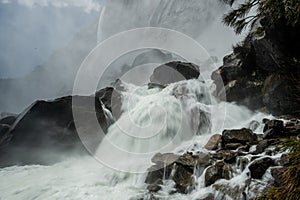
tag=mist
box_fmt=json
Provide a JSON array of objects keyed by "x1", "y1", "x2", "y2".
[{"x1": 0, "y1": 0, "x2": 244, "y2": 115}]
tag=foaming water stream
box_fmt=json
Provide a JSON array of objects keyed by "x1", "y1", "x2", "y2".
[{"x1": 0, "y1": 77, "x2": 274, "y2": 200}]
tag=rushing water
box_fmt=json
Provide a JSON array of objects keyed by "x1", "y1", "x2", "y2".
[{"x1": 0, "y1": 77, "x2": 272, "y2": 200}]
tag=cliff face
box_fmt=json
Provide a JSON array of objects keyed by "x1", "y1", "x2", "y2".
[{"x1": 212, "y1": 19, "x2": 300, "y2": 117}]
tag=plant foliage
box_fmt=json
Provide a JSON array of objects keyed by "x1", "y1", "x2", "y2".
[
  {"x1": 257, "y1": 138, "x2": 300, "y2": 199},
  {"x1": 223, "y1": 0, "x2": 300, "y2": 34}
]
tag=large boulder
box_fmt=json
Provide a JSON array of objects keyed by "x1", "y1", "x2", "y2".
[
  {"x1": 150, "y1": 61, "x2": 200, "y2": 85},
  {"x1": 145, "y1": 152, "x2": 211, "y2": 193},
  {"x1": 263, "y1": 119, "x2": 284, "y2": 139},
  {"x1": 222, "y1": 128, "x2": 258, "y2": 147},
  {"x1": 211, "y1": 19, "x2": 300, "y2": 117},
  {"x1": 0, "y1": 95, "x2": 112, "y2": 166},
  {"x1": 248, "y1": 157, "x2": 274, "y2": 179},
  {"x1": 205, "y1": 134, "x2": 222, "y2": 150}
]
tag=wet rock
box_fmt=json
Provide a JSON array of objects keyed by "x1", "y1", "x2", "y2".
[
  {"x1": 237, "y1": 145, "x2": 250, "y2": 152},
  {"x1": 0, "y1": 115, "x2": 17, "y2": 126},
  {"x1": 222, "y1": 128, "x2": 257, "y2": 146},
  {"x1": 253, "y1": 139, "x2": 274, "y2": 154},
  {"x1": 150, "y1": 61, "x2": 200, "y2": 85},
  {"x1": 195, "y1": 193, "x2": 214, "y2": 200},
  {"x1": 146, "y1": 152, "x2": 210, "y2": 194},
  {"x1": 225, "y1": 143, "x2": 243, "y2": 150},
  {"x1": 147, "y1": 179, "x2": 163, "y2": 192},
  {"x1": 263, "y1": 119, "x2": 284, "y2": 139},
  {"x1": 275, "y1": 154, "x2": 290, "y2": 166},
  {"x1": 213, "y1": 182, "x2": 247, "y2": 200},
  {"x1": 211, "y1": 21, "x2": 300, "y2": 117},
  {"x1": 284, "y1": 119, "x2": 300, "y2": 136},
  {"x1": 270, "y1": 167, "x2": 285, "y2": 186},
  {"x1": 0, "y1": 124, "x2": 11, "y2": 148},
  {"x1": 148, "y1": 83, "x2": 166, "y2": 89},
  {"x1": 173, "y1": 164, "x2": 194, "y2": 193},
  {"x1": 213, "y1": 150, "x2": 237, "y2": 163},
  {"x1": 222, "y1": 164, "x2": 233, "y2": 180},
  {"x1": 95, "y1": 86, "x2": 123, "y2": 120},
  {"x1": 248, "y1": 157, "x2": 274, "y2": 179},
  {"x1": 237, "y1": 157, "x2": 249, "y2": 171},
  {"x1": 145, "y1": 164, "x2": 173, "y2": 185},
  {"x1": 249, "y1": 120, "x2": 260, "y2": 131},
  {"x1": 204, "y1": 134, "x2": 222, "y2": 150},
  {"x1": 0, "y1": 95, "x2": 112, "y2": 166},
  {"x1": 205, "y1": 161, "x2": 224, "y2": 186}
]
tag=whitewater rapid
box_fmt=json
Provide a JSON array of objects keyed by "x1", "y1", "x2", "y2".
[
  {"x1": 0, "y1": 1, "x2": 269, "y2": 199},
  {"x1": 0, "y1": 77, "x2": 271, "y2": 200}
]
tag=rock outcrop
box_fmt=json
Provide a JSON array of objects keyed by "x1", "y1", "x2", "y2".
[
  {"x1": 212, "y1": 19, "x2": 300, "y2": 117},
  {"x1": 150, "y1": 61, "x2": 200, "y2": 85},
  {"x1": 0, "y1": 89, "x2": 117, "y2": 167}
]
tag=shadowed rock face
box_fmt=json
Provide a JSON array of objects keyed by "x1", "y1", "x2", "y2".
[
  {"x1": 150, "y1": 61, "x2": 200, "y2": 85},
  {"x1": 0, "y1": 92, "x2": 115, "y2": 167},
  {"x1": 211, "y1": 19, "x2": 300, "y2": 117}
]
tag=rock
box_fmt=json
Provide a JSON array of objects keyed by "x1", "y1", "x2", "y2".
[
  {"x1": 270, "y1": 167, "x2": 285, "y2": 186},
  {"x1": 0, "y1": 116, "x2": 17, "y2": 126},
  {"x1": 248, "y1": 157, "x2": 274, "y2": 179},
  {"x1": 0, "y1": 95, "x2": 112, "y2": 166},
  {"x1": 213, "y1": 150, "x2": 237, "y2": 163},
  {"x1": 284, "y1": 119, "x2": 300, "y2": 136},
  {"x1": 0, "y1": 124, "x2": 11, "y2": 149},
  {"x1": 237, "y1": 145, "x2": 250, "y2": 152},
  {"x1": 146, "y1": 152, "x2": 210, "y2": 194},
  {"x1": 95, "y1": 86, "x2": 123, "y2": 120},
  {"x1": 249, "y1": 120, "x2": 260, "y2": 131},
  {"x1": 147, "y1": 179, "x2": 163, "y2": 192},
  {"x1": 204, "y1": 161, "x2": 224, "y2": 186},
  {"x1": 222, "y1": 128, "x2": 258, "y2": 146},
  {"x1": 213, "y1": 182, "x2": 247, "y2": 200},
  {"x1": 237, "y1": 157, "x2": 249, "y2": 171},
  {"x1": 275, "y1": 154, "x2": 289, "y2": 166},
  {"x1": 225, "y1": 143, "x2": 243, "y2": 150},
  {"x1": 173, "y1": 164, "x2": 194, "y2": 193},
  {"x1": 151, "y1": 153, "x2": 180, "y2": 167},
  {"x1": 211, "y1": 21, "x2": 300, "y2": 118},
  {"x1": 204, "y1": 134, "x2": 222, "y2": 150},
  {"x1": 148, "y1": 82, "x2": 166, "y2": 89},
  {"x1": 150, "y1": 61, "x2": 200, "y2": 85},
  {"x1": 195, "y1": 193, "x2": 214, "y2": 200},
  {"x1": 263, "y1": 119, "x2": 284, "y2": 139},
  {"x1": 253, "y1": 139, "x2": 274, "y2": 154}
]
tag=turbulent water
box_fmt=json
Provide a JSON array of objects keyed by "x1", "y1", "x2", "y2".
[
  {"x1": 0, "y1": 77, "x2": 272, "y2": 200},
  {"x1": 0, "y1": 1, "x2": 273, "y2": 200}
]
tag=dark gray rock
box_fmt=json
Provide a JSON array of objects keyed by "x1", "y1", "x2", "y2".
[
  {"x1": 249, "y1": 120, "x2": 260, "y2": 131},
  {"x1": 195, "y1": 193, "x2": 214, "y2": 200},
  {"x1": 95, "y1": 86, "x2": 123, "y2": 120},
  {"x1": 225, "y1": 143, "x2": 243, "y2": 150},
  {"x1": 222, "y1": 128, "x2": 258, "y2": 146},
  {"x1": 248, "y1": 157, "x2": 274, "y2": 179},
  {"x1": 146, "y1": 152, "x2": 211, "y2": 194},
  {"x1": 204, "y1": 134, "x2": 222, "y2": 150},
  {"x1": 0, "y1": 95, "x2": 112, "y2": 167},
  {"x1": 263, "y1": 119, "x2": 284, "y2": 139},
  {"x1": 204, "y1": 161, "x2": 224, "y2": 186},
  {"x1": 147, "y1": 179, "x2": 163, "y2": 193},
  {"x1": 150, "y1": 61, "x2": 200, "y2": 85}
]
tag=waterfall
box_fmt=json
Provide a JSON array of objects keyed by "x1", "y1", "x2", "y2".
[{"x1": 0, "y1": 1, "x2": 274, "y2": 200}]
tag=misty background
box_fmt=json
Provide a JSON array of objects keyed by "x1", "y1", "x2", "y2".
[{"x1": 0, "y1": 0, "x2": 244, "y2": 114}]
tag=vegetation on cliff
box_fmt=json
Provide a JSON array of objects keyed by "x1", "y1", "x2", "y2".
[
  {"x1": 257, "y1": 138, "x2": 300, "y2": 200},
  {"x1": 222, "y1": 0, "x2": 300, "y2": 34}
]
